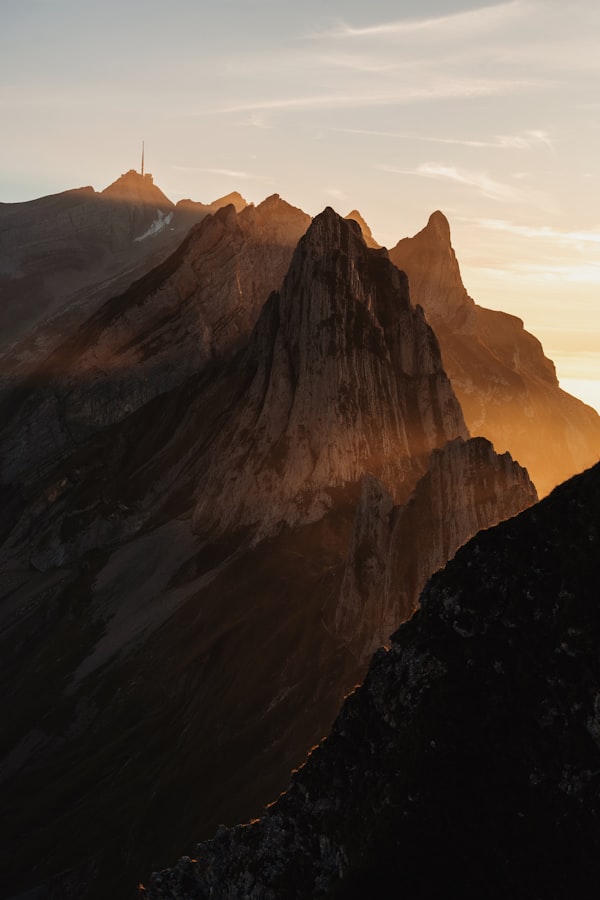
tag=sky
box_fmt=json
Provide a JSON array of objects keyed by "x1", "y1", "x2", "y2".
[{"x1": 1, "y1": 0, "x2": 599, "y2": 410}]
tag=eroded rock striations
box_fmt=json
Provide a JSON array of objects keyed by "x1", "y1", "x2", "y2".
[
  {"x1": 193, "y1": 209, "x2": 468, "y2": 539},
  {"x1": 0, "y1": 171, "x2": 177, "y2": 354},
  {"x1": 389, "y1": 211, "x2": 600, "y2": 496},
  {"x1": 0, "y1": 194, "x2": 310, "y2": 565},
  {"x1": 344, "y1": 210, "x2": 381, "y2": 249},
  {"x1": 149, "y1": 460, "x2": 600, "y2": 900},
  {"x1": 0, "y1": 173, "x2": 249, "y2": 365},
  {"x1": 0, "y1": 203, "x2": 540, "y2": 900},
  {"x1": 335, "y1": 436, "x2": 537, "y2": 660}
]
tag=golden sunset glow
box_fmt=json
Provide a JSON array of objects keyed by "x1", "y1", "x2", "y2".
[{"x1": 2, "y1": 0, "x2": 599, "y2": 409}]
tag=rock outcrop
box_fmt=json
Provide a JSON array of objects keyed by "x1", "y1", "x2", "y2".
[
  {"x1": 344, "y1": 210, "x2": 381, "y2": 248},
  {"x1": 0, "y1": 202, "x2": 542, "y2": 900},
  {"x1": 336, "y1": 436, "x2": 537, "y2": 660},
  {"x1": 0, "y1": 175, "x2": 247, "y2": 365},
  {"x1": 173, "y1": 190, "x2": 248, "y2": 232},
  {"x1": 192, "y1": 208, "x2": 468, "y2": 540},
  {"x1": 148, "y1": 459, "x2": 600, "y2": 900},
  {"x1": 0, "y1": 171, "x2": 176, "y2": 353},
  {"x1": 0, "y1": 195, "x2": 310, "y2": 519},
  {"x1": 389, "y1": 211, "x2": 600, "y2": 496}
]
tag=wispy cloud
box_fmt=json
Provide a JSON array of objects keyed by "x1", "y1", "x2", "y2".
[
  {"x1": 171, "y1": 166, "x2": 273, "y2": 182},
  {"x1": 381, "y1": 162, "x2": 559, "y2": 212},
  {"x1": 381, "y1": 162, "x2": 524, "y2": 202},
  {"x1": 247, "y1": 113, "x2": 272, "y2": 130},
  {"x1": 323, "y1": 187, "x2": 347, "y2": 201},
  {"x1": 196, "y1": 78, "x2": 536, "y2": 117},
  {"x1": 338, "y1": 128, "x2": 555, "y2": 153},
  {"x1": 505, "y1": 262, "x2": 600, "y2": 284},
  {"x1": 468, "y1": 218, "x2": 600, "y2": 245},
  {"x1": 324, "y1": 1, "x2": 523, "y2": 40}
]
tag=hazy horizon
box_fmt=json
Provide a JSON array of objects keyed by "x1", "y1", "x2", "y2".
[{"x1": 2, "y1": 0, "x2": 599, "y2": 411}]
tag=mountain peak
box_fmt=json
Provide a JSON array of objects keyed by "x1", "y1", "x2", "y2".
[
  {"x1": 192, "y1": 205, "x2": 467, "y2": 539},
  {"x1": 212, "y1": 190, "x2": 247, "y2": 212},
  {"x1": 253, "y1": 193, "x2": 306, "y2": 217},
  {"x1": 101, "y1": 169, "x2": 173, "y2": 208},
  {"x1": 345, "y1": 210, "x2": 381, "y2": 249},
  {"x1": 389, "y1": 209, "x2": 471, "y2": 329},
  {"x1": 302, "y1": 206, "x2": 363, "y2": 248},
  {"x1": 425, "y1": 209, "x2": 451, "y2": 242}
]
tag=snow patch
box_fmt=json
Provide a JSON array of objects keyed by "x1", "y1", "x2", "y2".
[{"x1": 134, "y1": 210, "x2": 174, "y2": 242}]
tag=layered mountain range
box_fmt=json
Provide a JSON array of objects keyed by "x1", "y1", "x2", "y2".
[
  {"x1": 0, "y1": 174, "x2": 598, "y2": 898},
  {"x1": 149, "y1": 458, "x2": 600, "y2": 900},
  {"x1": 389, "y1": 211, "x2": 600, "y2": 496},
  {"x1": 0, "y1": 170, "x2": 248, "y2": 362}
]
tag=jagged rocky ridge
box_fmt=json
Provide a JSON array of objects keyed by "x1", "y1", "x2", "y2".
[
  {"x1": 148, "y1": 459, "x2": 600, "y2": 900},
  {"x1": 0, "y1": 206, "x2": 535, "y2": 900},
  {"x1": 335, "y1": 435, "x2": 537, "y2": 661},
  {"x1": 0, "y1": 193, "x2": 310, "y2": 564},
  {"x1": 193, "y1": 208, "x2": 468, "y2": 540},
  {"x1": 389, "y1": 211, "x2": 600, "y2": 496},
  {"x1": 0, "y1": 172, "x2": 249, "y2": 365},
  {"x1": 0, "y1": 171, "x2": 176, "y2": 355}
]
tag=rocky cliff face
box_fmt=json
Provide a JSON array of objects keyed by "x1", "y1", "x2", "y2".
[
  {"x1": 0, "y1": 171, "x2": 176, "y2": 352},
  {"x1": 335, "y1": 436, "x2": 537, "y2": 660},
  {"x1": 0, "y1": 195, "x2": 310, "y2": 527},
  {"x1": 193, "y1": 208, "x2": 468, "y2": 540},
  {"x1": 389, "y1": 212, "x2": 600, "y2": 496},
  {"x1": 344, "y1": 210, "x2": 381, "y2": 248},
  {"x1": 148, "y1": 459, "x2": 600, "y2": 900},
  {"x1": 0, "y1": 174, "x2": 248, "y2": 364},
  {"x1": 0, "y1": 201, "x2": 542, "y2": 900}
]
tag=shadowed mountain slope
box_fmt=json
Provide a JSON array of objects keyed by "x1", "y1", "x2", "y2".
[
  {"x1": 0, "y1": 173, "x2": 249, "y2": 364},
  {"x1": 0, "y1": 209, "x2": 535, "y2": 900},
  {"x1": 149, "y1": 459, "x2": 600, "y2": 900},
  {"x1": 335, "y1": 435, "x2": 536, "y2": 661},
  {"x1": 193, "y1": 208, "x2": 468, "y2": 540},
  {"x1": 0, "y1": 194, "x2": 310, "y2": 525}
]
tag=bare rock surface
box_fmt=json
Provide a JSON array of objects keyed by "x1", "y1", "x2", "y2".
[
  {"x1": 193, "y1": 209, "x2": 468, "y2": 540},
  {"x1": 0, "y1": 202, "x2": 545, "y2": 900},
  {"x1": 390, "y1": 211, "x2": 600, "y2": 496},
  {"x1": 148, "y1": 460, "x2": 600, "y2": 900},
  {"x1": 0, "y1": 195, "x2": 310, "y2": 503},
  {"x1": 0, "y1": 171, "x2": 177, "y2": 353},
  {"x1": 0, "y1": 176, "x2": 249, "y2": 367},
  {"x1": 336, "y1": 436, "x2": 537, "y2": 660},
  {"x1": 344, "y1": 210, "x2": 381, "y2": 248}
]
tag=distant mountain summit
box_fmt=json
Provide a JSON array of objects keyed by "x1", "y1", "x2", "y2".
[
  {"x1": 389, "y1": 211, "x2": 600, "y2": 495},
  {"x1": 101, "y1": 168, "x2": 173, "y2": 207},
  {"x1": 344, "y1": 210, "x2": 381, "y2": 248},
  {"x1": 0, "y1": 173, "x2": 245, "y2": 363},
  {"x1": 173, "y1": 190, "x2": 248, "y2": 231},
  {"x1": 193, "y1": 208, "x2": 469, "y2": 540}
]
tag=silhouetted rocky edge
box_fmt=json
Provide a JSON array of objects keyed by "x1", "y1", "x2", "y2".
[{"x1": 149, "y1": 461, "x2": 600, "y2": 899}]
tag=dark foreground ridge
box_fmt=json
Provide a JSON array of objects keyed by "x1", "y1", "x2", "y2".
[{"x1": 149, "y1": 461, "x2": 600, "y2": 900}]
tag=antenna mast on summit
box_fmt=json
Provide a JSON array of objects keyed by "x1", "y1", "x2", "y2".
[{"x1": 141, "y1": 141, "x2": 145, "y2": 177}]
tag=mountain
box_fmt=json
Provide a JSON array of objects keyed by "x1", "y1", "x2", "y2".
[
  {"x1": 192, "y1": 208, "x2": 468, "y2": 541},
  {"x1": 174, "y1": 190, "x2": 248, "y2": 231},
  {"x1": 0, "y1": 172, "x2": 248, "y2": 364},
  {"x1": 344, "y1": 210, "x2": 381, "y2": 249},
  {"x1": 0, "y1": 194, "x2": 310, "y2": 552},
  {"x1": 148, "y1": 458, "x2": 600, "y2": 900},
  {"x1": 0, "y1": 208, "x2": 534, "y2": 899},
  {"x1": 388, "y1": 211, "x2": 600, "y2": 497},
  {"x1": 335, "y1": 435, "x2": 537, "y2": 661}
]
